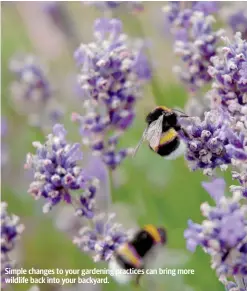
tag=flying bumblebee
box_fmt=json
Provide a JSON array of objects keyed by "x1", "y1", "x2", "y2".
[
  {"x1": 132, "y1": 106, "x2": 188, "y2": 159},
  {"x1": 108, "y1": 224, "x2": 167, "y2": 285}
]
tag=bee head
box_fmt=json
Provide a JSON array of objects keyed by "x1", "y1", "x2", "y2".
[
  {"x1": 157, "y1": 227, "x2": 167, "y2": 245},
  {"x1": 146, "y1": 107, "x2": 178, "y2": 131},
  {"x1": 164, "y1": 112, "x2": 178, "y2": 128},
  {"x1": 145, "y1": 107, "x2": 166, "y2": 125}
]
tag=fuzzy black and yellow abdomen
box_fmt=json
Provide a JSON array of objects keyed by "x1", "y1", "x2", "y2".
[
  {"x1": 157, "y1": 137, "x2": 180, "y2": 157},
  {"x1": 149, "y1": 128, "x2": 179, "y2": 157}
]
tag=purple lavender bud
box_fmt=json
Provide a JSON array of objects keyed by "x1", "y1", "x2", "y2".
[
  {"x1": 180, "y1": 110, "x2": 231, "y2": 173},
  {"x1": 1, "y1": 202, "x2": 24, "y2": 285},
  {"x1": 208, "y1": 33, "x2": 247, "y2": 115},
  {"x1": 202, "y1": 178, "x2": 226, "y2": 203},
  {"x1": 73, "y1": 18, "x2": 149, "y2": 170},
  {"x1": 221, "y1": 3, "x2": 247, "y2": 39},
  {"x1": 25, "y1": 124, "x2": 99, "y2": 214},
  {"x1": 163, "y1": 3, "x2": 223, "y2": 92},
  {"x1": 184, "y1": 183, "x2": 247, "y2": 279},
  {"x1": 73, "y1": 213, "x2": 129, "y2": 262}
]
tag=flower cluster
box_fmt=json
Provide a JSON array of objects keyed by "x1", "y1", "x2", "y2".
[
  {"x1": 184, "y1": 179, "x2": 247, "y2": 283},
  {"x1": 180, "y1": 110, "x2": 231, "y2": 174},
  {"x1": 184, "y1": 94, "x2": 211, "y2": 118},
  {"x1": 208, "y1": 33, "x2": 247, "y2": 116},
  {"x1": 73, "y1": 18, "x2": 150, "y2": 170},
  {"x1": 163, "y1": 2, "x2": 223, "y2": 92},
  {"x1": 9, "y1": 54, "x2": 63, "y2": 128},
  {"x1": 225, "y1": 281, "x2": 246, "y2": 291},
  {"x1": 220, "y1": 2, "x2": 247, "y2": 39},
  {"x1": 25, "y1": 124, "x2": 99, "y2": 216},
  {"x1": 73, "y1": 213, "x2": 129, "y2": 262},
  {"x1": 164, "y1": 1, "x2": 218, "y2": 25},
  {"x1": 25, "y1": 122, "x2": 131, "y2": 264},
  {"x1": 1, "y1": 202, "x2": 24, "y2": 285},
  {"x1": 85, "y1": 1, "x2": 144, "y2": 13},
  {"x1": 9, "y1": 55, "x2": 51, "y2": 112},
  {"x1": 222, "y1": 112, "x2": 247, "y2": 198}
]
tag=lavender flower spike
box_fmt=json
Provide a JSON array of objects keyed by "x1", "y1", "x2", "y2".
[
  {"x1": 73, "y1": 213, "x2": 129, "y2": 262},
  {"x1": 1, "y1": 202, "x2": 24, "y2": 285},
  {"x1": 163, "y1": 2, "x2": 223, "y2": 92},
  {"x1": 180, "y1": 110, "x2": 231, "y2": 174},
  {"x1": 9, "y1": 54, "x2": 64, "y2": 128},
  {"x1": 184, "y1": 183, "x2": 247, "y2": 283},
  {"x1": 84, "y1": 1, "x2": 144, "y2": 13},
  {"x1": 220, "y1": 2, "x2": 247, "y2": 39},
  {"x1": 221, "y1": 111, "x2": 247, "y2": 198},
  {"x1": 25, "y1": 124, "x2": 99, "y2": 215},
  {"x1": 73, "y1": 18, "x2": 150, "y2": 170},
  {"x1": 208, "y1": 32, "x2": 247, "y2": 116},
  {"x1": 9, "y1": 55, "x2": 51, "y2": 115}
]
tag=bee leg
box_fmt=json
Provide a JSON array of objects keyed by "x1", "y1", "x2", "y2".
[
  {"x1": 135, "y1": 273, "x2": 143, "y2": 287},
  {"x1": 222, "y1": 250, "x2": 230, "y2": 262},
  {"x1": 180, "y1": 128, "x2": 190, "y2": 139}
]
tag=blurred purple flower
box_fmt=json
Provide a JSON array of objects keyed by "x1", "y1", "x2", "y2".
[
  {"x1": 163, "y1": 2, "x2": 223, "y2": 92},
  {"x1": 192, "y1": 1, "x2": 219, "y2": 15},
  {"x1": 184, "y1": 184, "x2": 247, "y2": 279},
  {"x1": 73, "y1": 213, "x2": 129, "y2": 262},
  {"x1": 25, "y1": 124, "x2": 99, "y2": 215},
  {"x1": 43, "y1": 2, "x2": 80, "y2": 47},
  {"x1": 184, "y1": 94, "x2": 211, "y2": 118},
  {"x1": 85, "y1": 1, "x2": 144, "y2": 13},
  {"x1": 73, "y1": 18, "x2": 150, "y2": 170},
  {"x1": 1, "y1": 202, "x2": 24, "y2": 285},
  {"x1": 202, "y1": 178, "x2": 226, "y2": 203},
  {"x1": 9, "y1": 54, "x2": 51, "y2": 106},
  {"x1": 9, "y1": 54, "x2": 63, "y2": 128},
  {"x1": 220, "y1": 3, "x2": 247, "y2": 39}
]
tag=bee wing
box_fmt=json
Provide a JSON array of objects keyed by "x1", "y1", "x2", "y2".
[
  {"x1": 146, "y1": 114, "x2": 164, "y2": 149},
  {"x1": 140, "y1": 248, "x2": 192, "y2": 291},
  {"x1": 132, "y1": 127, "x2": 148, "y2": 157},
  {"x1": 148, "y1": 247, "x2": 190, "y2": 268}
]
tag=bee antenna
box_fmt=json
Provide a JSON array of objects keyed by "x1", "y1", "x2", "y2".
[
  {"x1": 172, "y1": 108, "x2": 189, "y2": 118},
  {"x1": 132, "y1": 127, "x2": 148, "y2": 158}
]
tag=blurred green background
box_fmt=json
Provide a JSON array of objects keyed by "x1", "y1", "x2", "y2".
[{"x1": 2, "y1": 2, "x2": 229, "y2": 291}]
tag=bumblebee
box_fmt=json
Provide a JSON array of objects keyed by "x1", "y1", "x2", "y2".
[
  {"x1": 133, "y1": 106, "x2": 188, "y2": 159},
  {"x1": 109, "y1": 225, "x2": 167, "y2": 285}
]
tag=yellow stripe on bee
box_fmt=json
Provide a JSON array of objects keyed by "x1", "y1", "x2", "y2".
[
  {"x1": 157, "y1": 106, "x2": 172, "y2": 112},
  {"x1": 159, "y1": 128, "x2": 177, "y2": 145},
  {"x1": 118, "y1": 244, "x2": 142, "y2": 267},
  {"x1": 144, "y1": 224, "x2": 161, "y2": 244}
]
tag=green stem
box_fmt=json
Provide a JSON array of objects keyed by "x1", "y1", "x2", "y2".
[
  {"x1": 132, "y1": 15, "x2": 164, "y2": 105},
  {"x1": 119, "y1": 12, "x2": 164, "y2": 106},
  {"x1": 108, "y1": 169, "x2": 115, "y2": 199}
]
